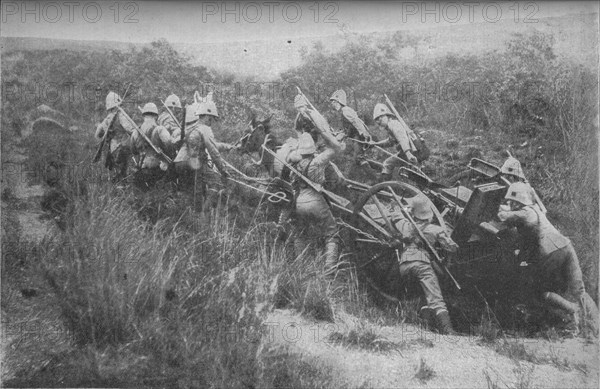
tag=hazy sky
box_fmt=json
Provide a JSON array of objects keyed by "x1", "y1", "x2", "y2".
[{"x1": 2, "y1": 1, "x2": 597, "y2": 43}]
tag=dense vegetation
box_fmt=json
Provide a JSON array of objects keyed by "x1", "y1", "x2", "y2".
[{"x1": 1, "y1": 30, "x2": 597, "y2": 386}]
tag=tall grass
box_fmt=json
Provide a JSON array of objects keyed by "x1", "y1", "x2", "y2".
[{"x1": 38, "y1": 184, "x2": 287, "y2": 385}]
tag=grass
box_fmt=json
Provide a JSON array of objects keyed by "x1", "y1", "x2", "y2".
[{"x1": 414, "y1": 356, "x2": 436, "y2": 383}]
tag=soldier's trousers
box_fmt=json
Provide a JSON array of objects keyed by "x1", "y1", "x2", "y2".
[
  {"x1": 293, "y1": 197, "x2": 339, "y2": 268},
  {"x1": 174, "y1": 162, "x2": 224, "y2": 212},
  {"x1": 399, "y1": 260, "x2": 447, "y2": 313},
  {"x1": 382, "y1": 150, "x2": 410, "y2": 175},
  {"x1": 536, "y1": 243, "x2": 585, "y2": 302}
]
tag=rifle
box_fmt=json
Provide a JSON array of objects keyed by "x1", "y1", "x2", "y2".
[
  {"x1": 93, "y1": 84, "x2": 131, "y2": 163},
  {"x1": 160, "y1": 99, "x2": 182, "y2": 128},
  {"x1": 388, "y1": 186, "x2": 461, "y2": 290},
  {"x1": 263, "y1": 145, "x2": 395, "y2": 239},
  {"x1": 116, "y1": 106, "x2": 173, "y2": 165},
  {"x1": 295, "y1": 86, "x2": 341, "y2": 137},
  {"x1": 384, "y1": 94, "x2": 412, "y2": 135},
  {"x1": 261, "y1": 145, "x2": 351, "y2": 209},
  {"x1": 180, "y1": 104, "x2": 187, "y2": 143}
]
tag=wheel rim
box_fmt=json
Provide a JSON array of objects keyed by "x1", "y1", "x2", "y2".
[{"x1": 352, "y1": 181, "x2": 447, "y2": 244}]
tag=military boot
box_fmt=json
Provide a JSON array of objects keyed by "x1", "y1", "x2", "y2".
[
  {"x1": 419, "y1": 306, "x2": 436, "y2": 330},
  {"x1": 435, "y1": 310, "x2": 457, "y2": 335},
  {"x1": 543, "y1": 292, "x2": 580, "y2": 331},
  {"x1": 323, "y1": 241, "x2": 340, "y2": 278}
]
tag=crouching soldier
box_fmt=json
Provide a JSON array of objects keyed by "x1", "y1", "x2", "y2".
[
  {"x1": 131, "y1": 102, "x2": 172, "y2": 188},
  {"x1": 95, "y1": 92, "x2": 136, "y2": 182},
  {"x1": 371, "y1": 103, "x2": 419, "y2": 181},
  {"x1": 394, "y1": 195, "x2": 458, "y2": 335},
  {"x1": 329, "y1": 89, "x2": 373, "y2": 167},
  {"x1": 289, "y1": 94, "x2": 343, "y2": 277},
  {"x1": 498, "y1": 182, "x2": 598, "y2": 334},
  {"x1": 171, "y1": 100, "x2": 235, "y2": 220}
]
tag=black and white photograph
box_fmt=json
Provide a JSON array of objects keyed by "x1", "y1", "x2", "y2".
[{"x1": 1, "y1": 1, "x2": 599, "y2": 387}]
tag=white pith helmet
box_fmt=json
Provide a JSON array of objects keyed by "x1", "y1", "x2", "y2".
[
  {"x1": 409, "y1": 195, "x2": 434, "y2": 220},
  {"x1": 165, "y1": 94, "x2": 182, "y2": 109},
  {"x1": 185, "y1": 103, "x2": 201, "y2": 123},
  {"x1": 505, "y1": 182, "x2": 534, "y2": 206},
  {"x1": 297, "y1": 132, "x2": 316, "y2": 155},
  {"x1": 373, "y1": 103, "x2": 393, "y2": 121},
  {"x1": 196, "y1": 100, "x2": 219, "y2": 118},
  {"x1": 330, "y1": 89, "x2": 347, "y2": 106},
  {"x1": 141, "y1": 102, "x2": 158, "y2": 115},
  {"x1": 105, "y1": 91, "x2": 122, "y2": 110},
  {"x1": 500, "y1": 157, "x2": 526, "y2": 180}
]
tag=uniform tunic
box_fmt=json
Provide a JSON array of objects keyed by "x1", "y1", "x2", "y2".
[
  {"x1": 381, "y1": 118, "x2": 418, "y2": 174},
  {"x1": 498, "y1": 204, "x2": 584, "y2": 299},
  {"x1": 130, "y1": 118, "x2": 170, "y2": 169},
  {"x1": 172, "y1": 122, "x2": 232, "y2": 192},
  {"x1": 95, "y1": 110, "x2": 136, "y2": 153},
  {"x1": 340, "y1": 106, "x2": 372, "y2": 163},
  {"x1": 95, "y1": 109, "x2": 136, "y2": 177},
  {"x1": 394, "y1": 217, "x2": 458, "y2": 313},
  {"x1": 294, "y1": 147, "x2": 338, "y2": 240},
  {"x1": 157, "y1": 111, "x2": 180, "y2": 157}
]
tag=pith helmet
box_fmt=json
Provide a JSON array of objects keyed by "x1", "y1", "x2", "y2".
[
  {"x1": 297, "y1": 132, "x2": 316, "y2": 155},
  {"x1": 294, "y1": 94, "x2": 309, "y2": 110},
  {"x1": 330, "y1": 89, "x2": 347, "y2": 106},
  {"x1": 141, "y1": 102, "x2": 158, "y2": 115},
  {"x1": 196, "y1": 101, "x2": 219, "y2": 118},
  {"x1": 505, "y1": 182, "x2": 534, "y2": 206},
  {"x1": 185, "y1": 103, "x2": 201, "y2": 123},
  {"x1": 373, "y1": 103, "x2": 393, "y2": 121},
  {"x1": 105, "y1": 91, "x2": 122, "y2": 110},
  {"x1": 409, "y1": 195, "x2": 434, "y2": 220},
  {"x1": 500, "y1": 157, "x2": 526, "y2": 180},
  {"x1": 165, "y1": 94, "x2": 182, "y2": 109}
]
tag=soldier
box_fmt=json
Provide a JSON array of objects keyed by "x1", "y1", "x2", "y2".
[
  {"x1": 329, "y1": 89, "x2": 373, "y2": 165},
  {"x1": 370, "y1": 103, "x2": 418, "y2": 181},
  {"x1": 394, "y1": 195, "x2": 458, "y2": 335},
  {"x1": 130, "y1": 102, "x2": 171, "y2": 187},
  {"x1": 500, "y1": 156, "x2": 547, "y2": 214},
  {"x1": 171, "y1": 100, "x2": 235, "y2": 217},
  {"x1": 498, "y1": 182, "x2": 596, "y2": 333},
  {"x1": 158, "y1": 94, "x2": 183, "y2": 158},
  {"x1": 95, "y1": 91, "x2": 136, "y2": 181},
  {"x1": 288, "y1": 94, "x2": 343, "y2": 276}
]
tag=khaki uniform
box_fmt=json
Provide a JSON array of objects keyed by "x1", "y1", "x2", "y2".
[
  {"x1": 172, "y1": 122, "x2": 232, "y2": 206},
  {"x1": 158, "y1": 111, "x2": 179, "y2": 134},
  {"x1": 498, "y1": 204, "x2": 585, "y2": 300},
  {"x1": 290, "y1": 109, "x2": 342, "y2": 272},
  {"x1": 130, "y1": 119, "x2": 170, "y2": 169},
  {"x1": 95, "y1": 110, "x2": 136, "y2": 178},
  {"x1": 340, "y1": 106, "x2": 371, "y2": 163},
  {"x1": 395, "y1": 218, "x2": 458, "y2": 313},
  {"x1": 381, "y1": 119, "x2": 417, "y2": 175},
  {"x1": 158, "y1": 111, "x2": 180, "y2": 157}
]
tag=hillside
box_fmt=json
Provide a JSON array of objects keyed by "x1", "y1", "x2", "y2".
[{"x1": 2, "y1": 12, "x2": 597, "y2": 80}]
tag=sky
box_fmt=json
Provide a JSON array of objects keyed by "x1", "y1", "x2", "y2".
[{"x1": 1, "y1": 1, "x2": 598, "y2": 44}]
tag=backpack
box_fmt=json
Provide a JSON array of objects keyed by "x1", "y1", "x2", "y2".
[{"x1": 408, "y1": 130, "x2": 430, "y2": 162}]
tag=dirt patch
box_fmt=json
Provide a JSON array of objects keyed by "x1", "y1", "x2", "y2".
[{"x1": 265, "y1": 309, "x2": 598, "y2": 388}]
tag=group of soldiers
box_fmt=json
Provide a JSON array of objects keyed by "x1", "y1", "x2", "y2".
[{"x1": 95, "y1": 88, "x2": 595, "y2": 336}]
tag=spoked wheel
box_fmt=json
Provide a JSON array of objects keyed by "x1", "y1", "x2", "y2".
[{"x1": 349, "y1": 181, "x2": 446, "y2": 259}]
